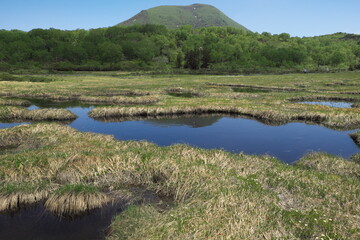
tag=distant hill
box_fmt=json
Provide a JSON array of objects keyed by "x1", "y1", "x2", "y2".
[{"x1": 117, "y1": 4, "x2": 250, "y2": 31}]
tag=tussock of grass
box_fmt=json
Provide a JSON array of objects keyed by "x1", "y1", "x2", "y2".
[
  {"x1": 165, "y1": 87, "x2": 203, "y2": 97},
  {"x1": 207, "y1": 82, "x2": 300, "y2": 92},
  {"x1": 295, "y1": 152, "x2": 360, "y2": 179},
  {"x1": 89, "y1": 105, "x2": 360, "y2": 129},
  {"x1": 0, "y1": 183, "x2": 48, "y2": 212},
  {"x1": 78, "y1": 96, "x2": 160, "y2": 105},
  {"x1": 0, "y1": 124, "x2": 359, "y2": 238},
  {"x1": 350, "y1": 131, "x2": 360, "y2": 147},
  {"x1": 90, "y1": 90, "x2": 150, "y2": 97},
  {"x1": 45, "y1": 184, "x2": 109, "y2": 216},
  {"x1": 0, "y1": 106, "x2": 77, "y2": 121},
  {"x1": 0, "y1": 99, "x2": 31, "y2": 107}
]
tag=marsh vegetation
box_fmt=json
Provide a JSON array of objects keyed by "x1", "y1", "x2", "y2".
[{"x1": 0, "y1": 71, "x2": 359, "y2": 239}]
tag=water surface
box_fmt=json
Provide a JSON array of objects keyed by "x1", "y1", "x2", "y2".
[
  {"x1": 0, "y1": 202, "x2": 122, "y2": 240},
  {"x1": 1, "y1": 105, "x2": 359, "y2": 163},
  {"x1": 298, "y1": 101, "x2": 353, "y2": 108}
]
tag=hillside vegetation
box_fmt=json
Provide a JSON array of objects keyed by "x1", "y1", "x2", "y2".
[
  {"x1": 117, "y1": 4, "x2": 249, "y2": 30},
  {"x1": 0, "y1": 25, "x2": 359, "y2": 73}
]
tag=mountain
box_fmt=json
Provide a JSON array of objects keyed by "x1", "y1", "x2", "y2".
[{"x1": 117, "y1": 4, "x2": 249, "y2": 31}]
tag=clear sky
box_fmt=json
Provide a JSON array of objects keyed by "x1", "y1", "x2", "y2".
[{"x1": 1, "y1": 0, "x2": 359, "y2": 37}]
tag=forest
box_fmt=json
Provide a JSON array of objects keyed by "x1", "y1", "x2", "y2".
[{"x1": 0, "y1": 24, "x2": 359, "y2": 73}]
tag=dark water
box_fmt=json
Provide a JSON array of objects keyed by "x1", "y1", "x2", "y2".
[
  {"x1": 0, "y1": 202, "x2": 123, "y2": 240},
  {"x1": 0, "y1": 105, "x2": 359, "y2": 163},
  {"x1": 298, "y1": 101, "x2": 353, "y2": 108},
  {"x1": 0, "y1": 189, "x2": 165, "y2": 240}
]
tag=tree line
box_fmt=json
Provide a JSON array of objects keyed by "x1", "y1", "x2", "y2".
[{"x1": 0, "y1": 24, "x2": 359, "y2": 73}]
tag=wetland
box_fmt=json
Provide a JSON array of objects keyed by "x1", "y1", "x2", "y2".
[{"x1": 0, "y1": 71, "x2": 359, "y2": 239}]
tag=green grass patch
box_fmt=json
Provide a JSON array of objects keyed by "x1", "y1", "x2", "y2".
[
  {"x1": 232, "y1": 87, "x2": 271, "y2": 93},
  {"x1": 0, "y1": 73, "x2": 55, "y2": 82}
]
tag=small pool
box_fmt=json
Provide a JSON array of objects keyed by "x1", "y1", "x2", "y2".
[
  {"x1": 298, "y1": 101, "x2": 353, "y2": 108},
  {"x1": 0, "y1": 202, "x2": 121, "y2": 240}
]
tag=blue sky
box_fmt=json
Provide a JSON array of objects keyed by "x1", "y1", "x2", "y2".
[{"x1": 1, "y1": 0, "x2": 359, "y2": 37}]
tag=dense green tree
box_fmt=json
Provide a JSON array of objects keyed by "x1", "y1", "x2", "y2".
[{"x1": 0, "y1": 25, "x2": 358, "y2": 72}]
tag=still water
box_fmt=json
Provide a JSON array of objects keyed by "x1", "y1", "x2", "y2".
[
  {"x1": 1, "y1": 105, "x2": 358, "y2": 163},
  {"x1": 298, "y1": 101, "x2": 353, "y2": 108},
  {"x1": 0, "y1": 203, "x2": 121, "y2": 240}
]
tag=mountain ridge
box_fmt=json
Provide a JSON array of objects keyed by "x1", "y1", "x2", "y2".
[{"x1": 117, "y1": 4, "x2": 250, "y2": 31}]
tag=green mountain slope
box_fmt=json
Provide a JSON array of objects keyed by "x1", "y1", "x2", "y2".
[{"x1": 117, "y1": 4, "x2": 250, "y2": 31}]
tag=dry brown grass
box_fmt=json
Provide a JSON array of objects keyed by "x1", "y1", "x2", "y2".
[
  {"x1": 0, "y1": 106, "x2": 77, "y2": 121},
  {"x1": 0, "y1": 191, "x2": 47, "y2": 212},
  {"x1": 78, "y1": 96, "x2": 160, "y2": 105},
  {"x1": 45, "y1": 192, "x2": 109, "y2": 216}
]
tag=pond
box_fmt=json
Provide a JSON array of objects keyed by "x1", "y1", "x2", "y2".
[
  {"x1": 0, "y1": 189, "x2": 167, "y2": 240},
  {"x1": 298, "y1": 101, "x2": 353, "y2": 108},
  {"x1": 0, "y1": 202, "x2": 120, "y2": 240},
  {"x1": 1, "y1": 104, "x2": 358, "y2": 163}
]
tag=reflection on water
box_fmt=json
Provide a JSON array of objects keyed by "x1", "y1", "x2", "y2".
[
  {"x1": 298, "y1": 101, "x2": 353, "y2": 108},
  {"x1": 146, "y1": 116, "x2": 222, "y2": 128},
  {"x1": 1, "y1": 105, "x2": 359, "y2": 163}
]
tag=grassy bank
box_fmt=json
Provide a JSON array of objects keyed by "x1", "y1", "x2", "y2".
[
  {"x1": 0, "y1": 106, "x2": 77, "y2": 122},
  {"x1": 89, "y1": 105, "x2": 360, "y2": 129},
  {"x1": 0, "y1": 124, "x2": 359, "y2": 239}
]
